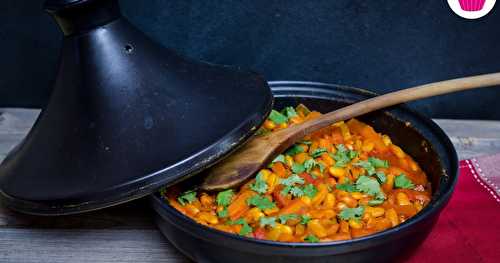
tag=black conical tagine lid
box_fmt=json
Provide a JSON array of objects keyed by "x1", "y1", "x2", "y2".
[{"x1": 0, "y1": 0, "x2": 273, "y2": 215}]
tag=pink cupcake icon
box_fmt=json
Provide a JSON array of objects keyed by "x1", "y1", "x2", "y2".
[{"x1": 459, "y1": 0, "x2": 486, "y2": 11}]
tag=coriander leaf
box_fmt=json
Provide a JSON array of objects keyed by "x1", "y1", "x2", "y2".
[
  {"x1": 337, "y1": 144, "x2": 348, "y2": 152},
  {"x1": 348, "y1": 150, "x2": 359, "y2": 159},
  {"x1": 227, "y1": 218, "x2": 246, "y2": 225},
  {"x1": 247, "y1": 195, "x2": 276, "y2": 210},
  {"x1": 300, "y1": 215, "x2": 311, "y2": 225},
  {"x1": 259, "y1": 217, "x2": 277, "y2": 228},
  {"x1": 280, "y1": 174, "x2": 305, "y2": 186},
  {"x1": 336, "y1": 183, "x2": 357, "y2": 192},
  {"x1": 317, "y1": 162, "x2": 326, "y2": 173},
  {"x1": 280, "y1": 185, "x2": 292, "y2": 196},
  {"x1": 311, "y1": 147, "x2": 328, "y2": 158},
  {"x1": 304, "y1": 235, "x2": 320, "y2": 243},
  {"x1": 296, "y1": 104, "x2": 311, "y2": 115},
  {"x1": 289, "y1": 186, "x2": 304, "y2": 197},
  {"x1": 299, "y1": 140, "x2": 312, "y2": 145},
  {"x1": 304, "y1": 159, "x2": 325, "y2": 173},
  {"x1": 368, "y1": 199, "x2": 385, "y2": 206},
  {"x1": 217, "y1": 207, "x2": 229, "y2": 218},
  {"x1": 368, "y1": 157, "x2": 389, "y2": 168},
  {"x1": 269, "y1": 110, "x2": 288, "y2": 125},
  {"x1": 355, "y1": 175, "x2": 381, "y2": 196},
  {"x1": 303, "y1": 184, "x2": 318, "y2": 198},
  {"x1": 229, "y1": 219, "x2": 253, "y2": 236},
  {"x1": 338, "y1": 206, "x2": 365, "y2": 221},
  {"x1": 271, "y1": 154, "x2": 286, "y2": 164},
  {"x1": 375, "y1": 171, "x2": 387, "y2": 184},
  {"x1": 278, "y1": 214, "x2": 299, "y2": 224},
  {"x1": 177, "y1": 190, "x2": 197, "y2": 206},
  {"x1": 394, "y1": 174, "x2": 415, "y2": 189},
  {"x1": 291, "y1": 163, "x2": 306, "y2": 174},
  {"x1": 354, "y1": 160, "x2": 376, "y2": 175},
  {"x1": 304, "y1": 159, "x2": 315, "y2": 173},
  {"x1": 280, "y1": 174, "x2": 306, "y2": 196},
  {"x1": 250, "y1": 171, "x2": 268, "y2": 194},
  {"x1": 333, "y1": 144, "x2": 358, "y2": 167},
  {"x1": 216, "y1": 189, "x2": 234, "y2": 207},
  {"x1": 239, "y1": 223, "x2": 253, "y2": 236},
  {"x1": 285, "y1": 144, "x2": 305, "y2": 156},
  {"x1": 255, "y1": 127, "x2": 270, "y2": 136},
  {"x1": 282, "y1": 106, "x2": 298, "y2": 119}
]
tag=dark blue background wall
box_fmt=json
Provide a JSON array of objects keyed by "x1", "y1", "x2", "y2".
[{"x1": 1, "y1": 0, "x2": 499, "y2": 119}]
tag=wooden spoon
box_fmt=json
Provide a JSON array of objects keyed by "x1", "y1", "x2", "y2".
[{"x1": 200, "y1": 72, "x2": 500, "y2": 191}]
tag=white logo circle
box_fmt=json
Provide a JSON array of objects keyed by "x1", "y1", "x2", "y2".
[{"x1": 447, "y1": 0, "x2": 496, "y2": 19}]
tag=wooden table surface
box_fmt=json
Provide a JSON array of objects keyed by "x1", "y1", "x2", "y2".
[{"x1": 0, "y1": 109, "x2": 499, "y2": 263}]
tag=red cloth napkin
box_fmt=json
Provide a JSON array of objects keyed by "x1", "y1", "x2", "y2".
[{"x1": 408, "y1": 155, "x2": 500, "y2": 262}]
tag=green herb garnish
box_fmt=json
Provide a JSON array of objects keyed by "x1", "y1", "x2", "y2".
[
  {"x1": 336, "y1": 182, "x2": 357, "y2": 192},
  {"x1": 285, "y1": 144, "x2": 305, "y2": 156},
  {"x1": 288, "y1": 186, "x2": 304, "y2": 197},
  {"x1": 304, "y1": 235, "x2": 320, "y2": 243},
  {"x1": 278, "y1": 214, "x2": 299, "y2": 224},
  {"x1": 303, "y1": 158, "x2": 325, "y2": 173},
  {"x1": 250, "y1": 171, "x2": 268, "y2": 194},
  {"x1": 269, "y1": 110, "x2": 288, "y2": 125},
  {"x1": 247, "y1": 195, "x2": 276, "y2": 210},
  {"x1": 354, "y1": 157, "x2": 389, "y2": 176},
  {"x1": 280, "y1": 174, "x2": 307, "y2": 197},
  {"x1": 300, "y1": 215, "x2": 312, "y2": 225},
  {"x1": 394, "y1": 173, "x2": 415, "y2": 189},
  {"x1": 338, "y1": 206, "x2": 365, "y2": 221},
  {"x1": 177, "y1": 190, "x2": 197, "y2": 206},
  {"x1": 280, "y1": 174, "x2": 305, "y2": 186},
  {"x1": 217, "y1": 207, "x2": 229, "y2": 218},
  {"x1": 368, "y1": 157, "x2": 389, "y2": 168},
  {"x1": 299, "y1": 140, "x2": 312, "y2": 145},
  {"x1": 259, "y1": 216, "x2": 277, "y2": 228},
  {"x1": 332, "y1": 144, "x2": 358, "y2": 167},
  {"x1": 216, "y1": 189, "x2": 234, "y2": 207},
  {"x1": 368, "y1": 199, "x2": 385, "y2": 206},
  {"x1": 303, "y1": 184, "x2": 318, "y2": 198},
  {"x1": 240, "y1": 223, "x2": 253, "y2": 236},
  {"x1": 355, "y1": 176, "x2": 381, "y2": 196},
  {"x1": 227, "y1": 218, "x2": 246, "y2": 225},
  {"x1": 375, "y1": 171, "x2": 387, "y2": 184},
  {"x1": 291, "y1": 163, "x2": 306, "y2": 174},
  {"x1": 255, "y1": 127, "x2": 270, "y2": 136},
  {"x1": 354, "y1": 160, "x2": 376, "y2": 175},
  {"x1": 271, "y1": 154, "x2": 286, "y2": 164},
  {"x1": 311, "y1": 147, "x2": 328, "y2": 158},
  {"x1": 228, "y1": 219, "x2": 253, "y2": 236},
  {"x1": 282, "y1": 106, "x2": 298, "y2": 119}
]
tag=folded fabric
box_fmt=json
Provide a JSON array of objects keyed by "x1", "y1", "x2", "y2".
[{"x1": 407, "y1": 154, "x2": 500, "y2": 262}]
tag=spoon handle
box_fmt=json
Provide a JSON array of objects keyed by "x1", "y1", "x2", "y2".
[
  {"x1": 290, "y1": 72, "x2": 500, "y2": 139},
  {"x1": 201, "y1": 72, "x2": 500, "y2": 191}
]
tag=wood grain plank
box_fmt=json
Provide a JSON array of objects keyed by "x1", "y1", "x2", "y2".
[
  {"x1": 0, "y1": 228, "x2": 190, "y2": 263},
  {"x1": 448, "y1": 137, "x2": 500, "y2": 159},
  {"x1": 0, "y1": 200, "x2": 156, "y2": 229},
  {"x1": 433, "y1": 119, "x2": 500, "y2": 138}
]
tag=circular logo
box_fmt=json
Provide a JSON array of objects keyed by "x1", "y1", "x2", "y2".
[{"x1": 447, "y1": 0, "x2": 496, "y2": 19}]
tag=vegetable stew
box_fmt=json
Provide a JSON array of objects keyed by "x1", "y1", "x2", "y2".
[{"x1": 161, "y1": 104, "x2": 431, "y2": 243}]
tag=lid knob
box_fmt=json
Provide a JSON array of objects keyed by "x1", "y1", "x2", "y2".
[{"x1": 44, "y1": 0, "x2": 121, "y2": 35}]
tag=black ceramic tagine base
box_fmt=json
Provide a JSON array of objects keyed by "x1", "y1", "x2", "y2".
[{"x1": 0, "y1": 0, "x2": 272, "y2": 215}]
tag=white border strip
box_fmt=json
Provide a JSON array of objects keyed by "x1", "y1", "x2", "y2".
[
  {"x1": 471, "y1": 158, "x2": 500, "y2": 194},
  {"x1": 465, "y1": 159, "x2": 500, "y2": 204}
]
